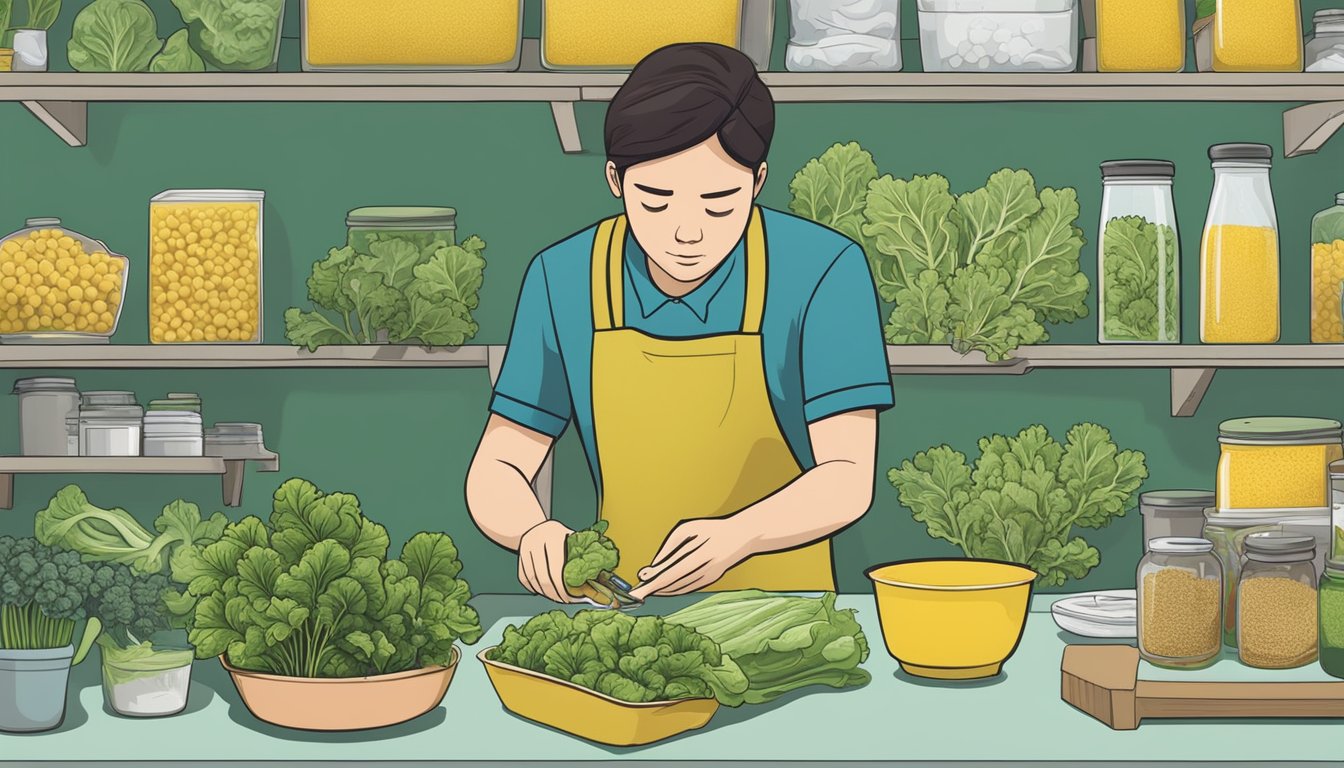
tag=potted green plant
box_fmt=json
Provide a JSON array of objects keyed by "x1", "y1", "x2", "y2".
[
  {"x1": 0, "y1": 537, "x2": 102, "y2": 733},
  {"x1": 9, "y1": 0, "x2": 60, "y2": 71},
  {"x1": 170, "y1": 477, "x2": 484, "y2": 731}
]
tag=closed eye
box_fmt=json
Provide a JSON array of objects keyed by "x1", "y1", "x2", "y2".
[
  {"x1": 642, "y1": 202, "x2": 669, "y2": 213},
  {"x1": 706, "y1": 208, "x2": 734, "y2": 218}
]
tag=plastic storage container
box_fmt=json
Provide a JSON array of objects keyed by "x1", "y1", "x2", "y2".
[
  {"x1": 1216, "y1": 417, "x2": 1342, "y2": 514},
  {"x1": 101, "y1": 647, "x2": 193, "y2": 718},
  {"x1": 1311, "y1": 193, "x2": 1344, "y2": 343},
  {"x1": 541, "y1": 0, "x2": 771, "y2": 71},
  {"x1": 1140, "y1": 491, "x2": 1214, "y2": 550},
  {"x1": 143, "y1": 411, "x2": 204, "y2": 458},
  {"x1": 1238, "y1": 532, "x2": 1319, "y2": 669},
  {"x1": 917, "y1": 0, "x2": 1079, "y2": 72},
  {"x1": 0, "y1": 218, "x2": 129, "y2": 343},
  {"x1": 1321, "y1": 560, "x2": 1344, "y2": 678},
  {"x1": 204, "y1": 423, "x2": 276, "y2": 462},
  {"x1": 786, "y1": 0, "x2": 902, "y2": 71},
  {"x1": 1212, "y1": 0, "x2": 1304, "y2": 72},
  {"x1": 346, "y1": 207, "x2": 457, "y2": 255},
  {"x1": 180, "y1": 0, "x2": 283, "y2": 71},
  {"x1": 1095, "y1": 0, "x2": 1185, "y2": 72},
  {"x1": 149, "y1": 190, "x2": 264, "y2": 344},
  {"x1": 301, "y1": 0, "x2": 523, "y2": 71},
  {"x1": 14, "y1": 377, "x2": 80, "y2": 456},
  {"x1": 1137, "y1": 537, "x2": 1222, "y2": 669},
  {"x1": 1097, "y1": 160, "x2": 1181, "y2": 343},
  {"x1": 1308, "y1": 10, "x2": 1344, "y2": 71},
  {"x1": 1199, "y1": 144, "x2": 1281, "y2": 343},
  {"x1": 79, "y1": 406, "x2": 143, "y2": 457}
]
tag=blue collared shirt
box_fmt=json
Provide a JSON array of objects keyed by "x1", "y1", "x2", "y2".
[{"x1": 490, "y1": 207, "x2": 894, "y2": 491}]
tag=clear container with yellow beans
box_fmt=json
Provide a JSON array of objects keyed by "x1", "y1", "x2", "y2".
[
  {"x1": 1212, "y1": 0, "x2": 1304, "y2": 72},
  {"x1": 0, "y1": 218, "x2": 128, "y2": 343},
  {"x1": 1311, "y1": 193, "x2": 1344, "y2": 343},
  {"x1": 542, "y1": 0, "x2": 746, "y2": 71},
  {"x1": 149, "y1": 190, "x2": 263, "y2": 344},
  {"x1": 300, "y1": 0, "x2": 523, "y2": 71},
  {"x1": 1095, "y1": 0, "x2": 1186, "y2": 72},
  {"x1": 1199, "y1": 143, "x2": 1281, "y2": 344},
  {"x1": 1216, "y1": 417, "x2": 1344, "y2": 515}
]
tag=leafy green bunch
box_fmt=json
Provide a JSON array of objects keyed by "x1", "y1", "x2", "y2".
[
  {"x1": 563, "y1": 521, "x2": 619, "y2": 590},
  {"x1": 0, "y1": 536, "x2": 93, "y2": 649},
  {"x1": 171, "y1": 478, "x2": 483, "y2": 678},
  {"x1": 491, "y1": 609, "x2": 749, "y2": 705},
  {"x1": 1100, "y1": 216, "x2": 1179, "y2": 342},
  {"x1": 67, "y1": 0, "x2": 207, "y2": 73},
  {"x1": 789, "y1": 142, "x2": 1090, "y2": 362},
  {"x1": 889, "y1": 423, "x2": 1148, "y2": 587},
  {"x1": 285, "y1": 235, "x2": 487, "y2": 350},
  {"x1": 171, "y1": 0, "x2": 283, "y2": 71}
]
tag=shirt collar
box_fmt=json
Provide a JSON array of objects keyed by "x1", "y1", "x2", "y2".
[{"x1": 623, "y1": 230, "x2": 741, "y2": 324}]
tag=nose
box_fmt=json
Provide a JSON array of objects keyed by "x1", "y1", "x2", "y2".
[{"x1": 674, "y1": 225, "x2": 703, "y2": 245}]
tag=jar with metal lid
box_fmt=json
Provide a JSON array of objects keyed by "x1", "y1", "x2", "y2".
[
  {"x1": 1307, "y1": 9, "x2": 1344, "y2": 71},
  {"x1": 1203, "y1": 508, "x2": 1278, "y2": 647},
  {"x1": 1141, "y1": 490, "x2": 1214, "y2": 550},
  {"x1": 1199, "y1": 143, "x2": 1281, "y2": 343},
  {"x1": 1321, "y1": 560, "x2": 1344, "y2": 678},
  {"x1": 1312, "y1": 193, "x2": 1344, "y2": 342},
  {"x1": 346, "y1": 207, "x2": 457, "y2": 257},
  {"x1": 1212, "y1": 0, "x2": 1303, "y2": 72},
  {"x1": 1138, "y1": 537, "x2": 1222, "y2": 669},
  {"x1": 79, "y1": 404, "x2": 143, "y2": 457},
  {"x1": 1216, "y1": 417, "x2": 1342, "y2": 514},
  {"x1": 1238, "y1": 532, "x2": 1319, "y2": 669},
  {"x1": 1098, "y1": 160, "x2": 1181, "y2": 343},
  {"x1": 1095, "y1": 0, "x2": 1185, "y2": 72},
  {"x1": 204, "y1": 423, "x2": 277, "y2": 462},
  {"x1": 13, "y1": 377, "x2": 80, "y2": 456}
]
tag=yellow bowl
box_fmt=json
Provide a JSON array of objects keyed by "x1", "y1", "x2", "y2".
[
  {"x1": 867, "y1": 559, "x2": 1037, "y2": 681},
  {"x1": 478, "y1": 647, "x2": 718, "y2": 746}
]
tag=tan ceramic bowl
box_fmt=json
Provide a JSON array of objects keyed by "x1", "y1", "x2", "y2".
[{"x1": 220, "y1": 646, "x2": 459, "y2": 731}]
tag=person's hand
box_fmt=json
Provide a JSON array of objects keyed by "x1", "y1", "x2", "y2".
[
  {"x1": 628, "y1": 517, "x2": 754, "y2": 600},
  {"x1": 517, "y1": 520, "x2": 574, "y2": 603}
]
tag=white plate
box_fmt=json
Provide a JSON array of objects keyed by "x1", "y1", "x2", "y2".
[{"x1": 1050, "y1": 589, "x2": 1136, "y2": 639}]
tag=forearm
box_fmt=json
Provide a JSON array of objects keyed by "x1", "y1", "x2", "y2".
[
  {"x1": 729, "y1": 459, "x2": 874, "y2": 556},
  {"x1": 466, "y1": 457, "x2": 548, "y2": 551}
]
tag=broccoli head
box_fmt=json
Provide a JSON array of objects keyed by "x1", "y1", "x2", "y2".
[{"x1": 563, "y1": 521, "x2": 619, "y2": 589}]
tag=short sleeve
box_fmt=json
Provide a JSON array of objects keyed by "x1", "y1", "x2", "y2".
[
  {"x1": 489, "y1": 257, "x2": 573, "y2": 437},
  {"x1": 800, "y1": 244, "x2": 895, "y2": 423}
]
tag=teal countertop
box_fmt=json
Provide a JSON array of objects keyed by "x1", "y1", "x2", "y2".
[{"x1": 4, "y1": 593, "x2": 1342, "y2": 767}]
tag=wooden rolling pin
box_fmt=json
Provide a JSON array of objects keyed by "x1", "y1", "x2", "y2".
[{"x1": 1061, "y1": 645, "x2": 1344, "y2": 729}]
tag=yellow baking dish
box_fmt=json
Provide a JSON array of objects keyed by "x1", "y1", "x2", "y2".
[
  {"x1": 302, "y1": 0, "x2": 523, "y2": 71},
  {"x1": 541, "y1": 0, "x2": 743, "y2": 70},
  {"x1": 478, "y1": 648, "x2": 719, "y2": 746}
]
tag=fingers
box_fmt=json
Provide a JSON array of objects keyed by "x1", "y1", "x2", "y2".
[
  {"x1": 637, "y1": 535, "x2": 707, "y2": 587},
  {"x1": 631, "y1": 547, "x2": 711, "y2": 601},
  {"x1": 646, "y1": 526, "x2": 699, "y2": 571},
  {"x1": 530, "y1": 545, "x2": 567, "y2": 603},
  {"x1": 542, "y1": 536, "x2": 572, "y2": 603}
]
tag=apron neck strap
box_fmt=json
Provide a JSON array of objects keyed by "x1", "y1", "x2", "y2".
[{"x1": 591, "y1": 206, "x2": 767, "y2": 334}]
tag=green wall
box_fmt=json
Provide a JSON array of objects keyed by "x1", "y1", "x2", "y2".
[{"x1": 2, "y1": 1, "x2": 1342, "y2": 595}]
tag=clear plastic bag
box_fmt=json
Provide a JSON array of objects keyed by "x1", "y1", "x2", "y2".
[{"x1": 787, "y1": 0, "x2": 903, "y2": 71}]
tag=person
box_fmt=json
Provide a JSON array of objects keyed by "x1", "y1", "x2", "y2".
[{"x1": 466, "y1": 42, "x2": 893, "y2": 602}]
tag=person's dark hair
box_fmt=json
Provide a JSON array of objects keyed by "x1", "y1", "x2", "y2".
[{"x1": 605, "y1": 43, "x2": 774, "y2": 178}]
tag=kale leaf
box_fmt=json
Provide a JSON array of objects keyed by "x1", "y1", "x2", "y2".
[{"x1": 1101, "y1": 216, "x2": 1179, "y2": 342}]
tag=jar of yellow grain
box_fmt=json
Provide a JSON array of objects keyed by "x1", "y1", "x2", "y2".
[
  {"x1": 1311, "y1": 193, "x2": 1344, "y2": 343},
  {"x1": 300, "y1": 0, "x2": 523, "y2": 71},
  {"x1": 149, "y1": 190, "x2": 264, "y2": 344},
  {"x1": 1095, "y1": 0, "x2": 1186, "y2": 73},
  {"x1": 542, "y1": 0, "x2": 752, "y2": 70},
  {"x1": 1138, "y1": 537, "x2": 1222, "y2": 669},
  {"x1": 1199, "y1": 143, "x2": 1280, "y2": 343},
  {"x1": 1216, "y1": 417, "x2": 1343, "y2": 515},
  {"x1": 1212, "y1": 0, "x2": 1304, "y2": 72},
  {"x1": 1238, "y1": 532, "x2": 1318, "y2": 669},
  {"x1": 0, "y1": 218, "x2": 128, "y2": 342}
]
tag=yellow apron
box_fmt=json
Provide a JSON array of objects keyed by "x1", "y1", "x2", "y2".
[{"x1": 589, "y1": 207, "x2": 836, "y2": 592}]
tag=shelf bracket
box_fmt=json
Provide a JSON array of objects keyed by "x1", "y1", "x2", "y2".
[
  {"x1": 22, "y1": 100, "x2": 88, "y2": 147},
  {"x1": 550, "y1": 101, "x2": 582, "y2": 154},
  {"x1": 1283, "y1": 101, "x2": 1344, "y2": 158},
  {"x1": 1170, "y1": 367, "x2": 1217, "y2": 418},
  {"x1": 220, "y1": 455, "x2": 280, "y2": 508},
  {"x1": 487, "y1": 345, "x2": 555, "y2": 517}
]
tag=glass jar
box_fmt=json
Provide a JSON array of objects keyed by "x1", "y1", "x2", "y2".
[
  {"x1": 1238, "y1": 532, "x2": 1319, "y2": 669},
  {"x1": 13, "y1": 377, "x2": 81, "y2": 457},
  {"x1": 1311, "y1": 193, "x2": 1344, "y2": 343},
  {"x1": 1199, "y1": 143, "x2": 1280, "y2": 343},
  {"x1": 149, "y1": 189, "x2": 264, "y2": 344},
  {"x1": 1141, "y1": 490, "x2": 1215, "y2": 550},
  {"x1": 1306, "y1": 9, "x2": 1344, "y2": 71},
  {"x1": 1098, "y1": 160, "x2": 1181, "y2": 343},
  {"x1": 346, "y1": 207, "x2": 457, "y2": 257},
  {"x1": 1212, "y1": 0, "x2": 1304, "y2": 72},
  {"x1": 1331, "y1": 460, "x2": 1344, "y2": 560},
  {"x1": 1203, "y1": 509, "x2": 1277, "y2": 647},
  {"x1": 1216, "y1": 417, "x2": 1343, "y2": 513},
  {"x1": 1095, "y1": 0, "x2": 1185, "y2": 72},
  {"x1": 1321, "y1": 560, "x2": 1344, "y2": 678},
  {"x1": 0, "y1": 218, "x2": 129, "y2": 342},
  {"x1": 1138, "y1": 537, "x2": 1222, "y2": 669}
]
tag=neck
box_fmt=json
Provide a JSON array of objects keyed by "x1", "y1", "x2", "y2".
[{"x1": 646, "y1": 257, "x2": 708, "y2": 298}]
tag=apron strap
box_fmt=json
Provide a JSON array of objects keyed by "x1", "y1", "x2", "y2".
[
  {"x1": 742, "y1": 206, "x2": 767, "y2": 336},
  {"x1": 590, "y1": 216, "x2": 622, "y2": 331}
]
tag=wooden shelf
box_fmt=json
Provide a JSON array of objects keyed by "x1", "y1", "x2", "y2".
[
  {"x1": 3, "y1": 72, "x2": 1343, "y2": 155},
  {"x1": 0, "y1": 455, "x2": 281, "y2": 508}
]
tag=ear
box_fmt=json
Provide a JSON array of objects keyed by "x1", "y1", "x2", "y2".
[
  {"x1": 606, "y1": 162, "x2": 623, "y2": 198},
  {"x1": 753, "y1": 163, "x2": 768, "y2": 198}
]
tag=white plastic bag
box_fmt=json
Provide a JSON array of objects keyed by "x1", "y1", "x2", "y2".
[
  {"x1": 13, "y1": 30, "x2": 48, "y2": 72},
  {"x1": 787, "y1": 0, "x2": 903, "y2": 71}
]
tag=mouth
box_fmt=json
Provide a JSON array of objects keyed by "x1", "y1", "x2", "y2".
[{"x1": 667, "y1": 252, "x2": 705, "y2": 260}]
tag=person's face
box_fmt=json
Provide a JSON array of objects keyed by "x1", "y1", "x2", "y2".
[{"x1": 606, "y1": 135, "x2": 766, "y2": 286}]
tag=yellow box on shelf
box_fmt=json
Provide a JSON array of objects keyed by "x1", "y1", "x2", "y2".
[
  {"x1": 541, "y1": 0, "x2": 743, "y2": 70},
  {"x1": 301, "y1": 0, "x2": 523, "y2": 71}
]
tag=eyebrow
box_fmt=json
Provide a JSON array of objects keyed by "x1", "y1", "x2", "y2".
[
  {"x1": 633, "y1": 184, "x2": 674, "y2": 197},
  {"x1": 701, "y1": 187, "x2": 742, "y2": 200}
]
